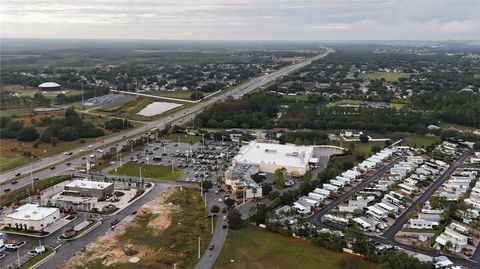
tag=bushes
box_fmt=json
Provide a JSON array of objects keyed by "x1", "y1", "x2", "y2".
[
  {"x1": 17, "y1": 127, "x2": 39, "y2": 141},
  {"x1": 311, "y1": 232, "x2": 345, "y2": 252}
]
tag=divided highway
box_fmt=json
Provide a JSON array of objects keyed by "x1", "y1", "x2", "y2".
[{"x1": 0, "y1": 48, "x2": 333, "y2": 195}]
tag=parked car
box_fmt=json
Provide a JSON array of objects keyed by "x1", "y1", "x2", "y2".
[{"x1": 5, "y1": 241, "x2": 26, "y2": 250}]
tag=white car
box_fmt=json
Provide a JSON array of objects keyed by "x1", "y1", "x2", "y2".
[
  {"x1": 5, "y1": 241, "x2": 26, "y2": 250},
  {"x1": 88, "y1": 145, "x2": 93, "y2": 148},
  {"x1": 218, "y1": 198, "x2": 223, "y2": 203}
]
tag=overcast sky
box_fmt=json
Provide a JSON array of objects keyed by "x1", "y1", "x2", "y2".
[{"x1": 1, "y1": 0, "x2": 479, "y2": 40}]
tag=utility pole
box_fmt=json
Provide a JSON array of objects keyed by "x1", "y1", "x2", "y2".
[
  {"x1": 139, "y1": 167, "x2": 142, "y2": 182},
  {"x1": 197, "y1": 237, "x2": 201, "y2": 259},
  {"x1": 81, "y1": 82, "x2": 85, "y2": 109}
]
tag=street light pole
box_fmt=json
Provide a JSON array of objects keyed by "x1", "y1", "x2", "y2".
[{"x1": 211, "y1": 215, "x2": 214, "y2": 234}]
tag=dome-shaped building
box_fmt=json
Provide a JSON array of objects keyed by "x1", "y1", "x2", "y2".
[{"x1": 38, "y1": 82, "x2": 61, "y2": 91}]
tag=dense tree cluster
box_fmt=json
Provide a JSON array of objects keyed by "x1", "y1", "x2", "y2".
[
  {"x1": 196, "y1": 93, "x2": 282, "y2": 129},
  {"x1": 0, "y1": 107, "x2": 105, "y2": 143},
  {"x1": 104, "y1": 118, "x2": 133, "y2": 131}
]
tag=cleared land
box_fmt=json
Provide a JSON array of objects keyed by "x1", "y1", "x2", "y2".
[
  {"x1": 111, "y1": 162, "x2": 183, "y2": 180},
  {"x1": 214, "y1": 226, "x2": 375, "y2": 269},
  {"x1": 136, "y1": 102, "x2": 182, "y2": 117},
  {"x1": 359, "y1": 72, "x2": 412, "y2": 82},
  {"x1": 59, "y1": 187, "x2": 211, "y2": 269}
]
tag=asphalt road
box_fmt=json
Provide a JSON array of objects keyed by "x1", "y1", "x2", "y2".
[
  {"x1": 0, "y1": 49, "x2": 333, "y2": 193},
  {"x1": 382, "y1": 149, "x2": 474, "y2": 240},
  {"x1": 307, "y1": 156, "x2": 405, "y2": 223},
  {"x1": 194, "y1": 189, "x2": 229, "y2": 269}
]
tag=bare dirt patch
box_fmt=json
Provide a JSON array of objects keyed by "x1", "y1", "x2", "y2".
[{"x1": 57, "y1": 187, "x2": 177, "y2": 268}]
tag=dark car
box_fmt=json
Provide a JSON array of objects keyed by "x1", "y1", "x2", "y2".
[
  {"x1": 15, "y1": 173, "x2": 21, "y2": 177},
  {"x1": 222, "y1": 224, "x2": 227, "y2": 229},
  {"x1": 208, "y1": 244, "x2": 215, "y2": 250},
  {"x1": 50, "y1": 166, "x2": 55, "y2": 170},
  {"x1": 11, "y1": 181, "x2": 18, "y2": 185},
  {"x1": 66, "y1": 162, "x2": 71, "y2": 166},
  {"x1": 4, "y1": 188, "x2": 11, "y2": 193}
]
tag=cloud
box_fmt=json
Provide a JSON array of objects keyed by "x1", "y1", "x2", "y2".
[{"x1": 0, "y1": 0, "x2": 479, "y2": 40}]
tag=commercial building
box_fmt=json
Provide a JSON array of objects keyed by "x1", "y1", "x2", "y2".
[
  {"x1": 232, "y1": 141, "x2": 316, "y2": 177},
  {"x1": 224, "y1": 164, "x2": 262, "y2": 200},
  {"x1": 63, "y1": 179, "x2": 114, "y2": 199},
  {"x1": 38, "y1": 82, "x2": 61, "y2": 91},
  {"x1": 4, "y1": 204, "x2": 60, "y2": 231}
]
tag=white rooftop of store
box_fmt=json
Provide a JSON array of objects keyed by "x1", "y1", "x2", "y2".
[
  {"x1": 66, "y1": 179, "x2": 113, "y2": 190},
  {"x1": 233, "y1": 141, "x2": 316, "y2": 167},
  {"x1": 6, "y1": 204, "x2": 58, "y2": 221}
]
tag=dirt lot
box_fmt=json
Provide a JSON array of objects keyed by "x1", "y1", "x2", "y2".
[
  {"x1": 58, "y1": 187, "x2": 177, "y2": 268},
  {"x1": 58, "y1": 186, "x2": 211, "y2": 269}
]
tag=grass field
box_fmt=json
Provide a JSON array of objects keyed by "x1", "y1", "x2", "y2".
[
  {"x1": 349, "y1": 141, "x2": 385, "y2": 156},
  {"x1": 111, "y1": 162, "x2": 183, "y2": 180},
  {"x1": 19, "y1": 246, "x2": 54, "y2": 269},
  {"x1": 439, "y1": 122, "x2": 476, "y2": 132},
  {"x1": 214, "y1": 226, "x2": 375, "y2": 269},
  {"x1": 161, "y1": 133, "x2": 202, "y2": 144},
  {"x1": 402, "y1": 135, "x2": 439, "y2": 148},
  {"x1": 0, "y1": 148, "x2": 32, "y2": 172},
  {"x1": 474, "y1": 74, "x2": 480, "y2": 79},
  {"x1": 359, "y1": 72, "x2": 412, "y2": 82},
  {"x1": 1, "y1": 84, "x2": 82, "y2": 98},
  {"x1": 148, "y1": 90, "x2": 193, "y2": 100}
]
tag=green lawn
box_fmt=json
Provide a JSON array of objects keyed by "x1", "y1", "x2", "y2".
[
  {"x1": 214, "y1": 226, "x2": 375, "y2": 269},
  {"x1": 439, "y1": 122, "x2": 476, "y2": 132},
  {"x1": 0, "y1": 148, "x2": 30, "y2": 172},
  {"x1": 403, "y1": 135, "x2": 439, "y2": 148},
  {"x1": 110, "y1": 162, "x2": 183, "y2": 180},
  {"x1": 161, "y1": 133, "x2": 202, "y2": 144},
  {"x1": 20, "y1": 246, "x2": 54, "y2": 269},
  {"x1": 359, "y1": 72, "x2": 412, "y2": 82},
  {"x1": 473, "y1": 74, "x2": 480, "y2": 79},
  {"x1": 148, "y1": 90, "x2": 193, "y2": 100},
  {"x1": 349, "y1": 141, "x2": 385, "y2": 156}
]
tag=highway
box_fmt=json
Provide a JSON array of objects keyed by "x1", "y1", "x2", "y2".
[{"x1": 0, "y1": 48, "x2": 333, "y2": 195}]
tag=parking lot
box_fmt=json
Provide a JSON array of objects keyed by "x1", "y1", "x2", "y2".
[{"x1": 103, "y1": 138, "x2": 240, "y2": 183}]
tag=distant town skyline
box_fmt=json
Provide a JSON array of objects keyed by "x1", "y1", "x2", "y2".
[{"x1": 1, "y1": 0, "x2": 479, "y2": 40}]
